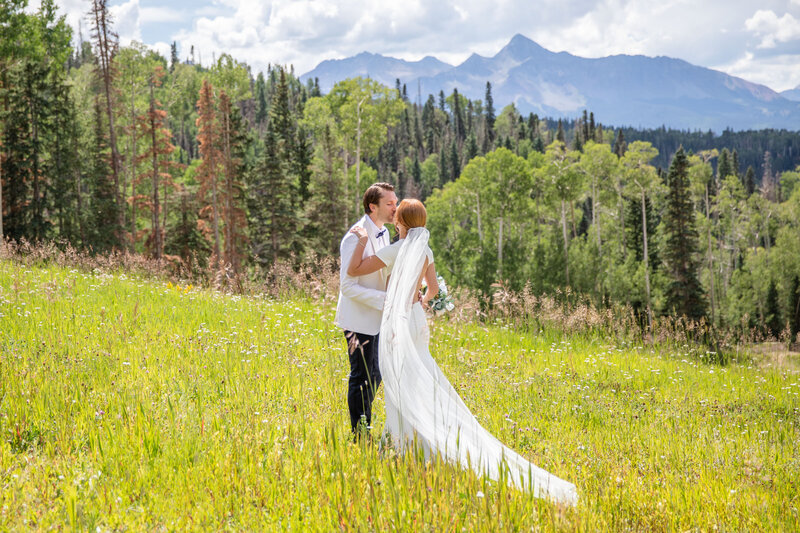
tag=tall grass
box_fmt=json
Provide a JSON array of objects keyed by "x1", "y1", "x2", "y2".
[{"x1": 1, "y1": 256, "x2": 798, "y2": 530}]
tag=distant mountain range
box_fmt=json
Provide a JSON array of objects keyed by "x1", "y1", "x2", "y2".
[
  {"x1": 781, "y1": 86, "x2": 800, "y2": 102},
  {"x1": 300, "y1": 34, "x2": 800, "y2": 132}
]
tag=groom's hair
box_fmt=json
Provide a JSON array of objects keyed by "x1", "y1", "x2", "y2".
[{"x1": 363, "y1": 182, "x2": 395, "y2": 214}]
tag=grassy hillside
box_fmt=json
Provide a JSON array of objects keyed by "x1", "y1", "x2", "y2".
[{"x1": 1, "y1": 260, "x2": 798, "y2": 530}]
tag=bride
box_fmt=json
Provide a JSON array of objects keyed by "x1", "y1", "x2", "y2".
[{"x1": 347, "y1": 199, "x2": 578, "y2": 505}]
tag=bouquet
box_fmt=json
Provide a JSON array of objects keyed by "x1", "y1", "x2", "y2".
[{"x1": 423, "y1": 275, "x2": 455, "y2": 315}]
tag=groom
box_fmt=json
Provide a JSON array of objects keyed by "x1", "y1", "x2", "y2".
[{"x1": 335, "y1": 182, "x2": 397, "y2": 438}]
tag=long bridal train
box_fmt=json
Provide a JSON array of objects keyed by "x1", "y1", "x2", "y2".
[{"x1": 379, "y1": 228, "x2": 578, "y2": 506}]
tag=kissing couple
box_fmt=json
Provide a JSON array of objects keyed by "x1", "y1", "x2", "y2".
[{"x1": 335, "y1": 182, "x2": 577, "y2": 505}]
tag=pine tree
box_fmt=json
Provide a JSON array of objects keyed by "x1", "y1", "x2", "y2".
[
  {"x1": 45, "y1": 51, "x2": 85, "y2": 246},
  {"x1": 139, "y1": 69, "x2": 175, "y2": 259},
  {"x1": 527, "y1": 113, "x2": 538, "y2": 142},
  {"x1": 484, "y1": 81, "x2": 495, "y2": 150},
  {"x1": 218, "y1": 90, "x2": 248, "y2": 272},
  {"x1": 556, "y1": 119, "x2": 565, "y2": 143},
  {"x1": 465, "y1": 131, "x2": 478, "y2": 162},
  {"x1": 270, "y1": 68, "x2": 300, "y2": 212},
  {"x1": 718, "y1": 148, "x2": 732, "y2": 180},
  {"x1": 254, "y1": 72, "x2": 268, "y2": 126},
  {"x1": 581, "y1": 109, "x2": 589, "y2": 143},
  {"x1": 743, "y1": 165, "x2": 756, "y2": 196},
  {"x1": 422, "y1": 95, "x2": 436, "y2": 154},
  {"x1": 439, "y1": 148, "x2": 449, "y2": 185},
  {"x1": 788, "y1": 275, "x2": 800, "y2": 343},
  {"x1": 731, "y1": 149, "x2": 740, "y2": 178},
  {"x1": 761, "y1": 151, "x2": 777, "y2": 202},
  {"x1": 663, "y1": 147, "x2": 706, "y2": 319},
  {"x1": 169, "y1": 41, "x2": 178, "y2": 72},
  {"x1": 412, "y1": 113, "x2": 423, "y2": 155},
  {"x1": 485, "y1": 82, "x2": 495, "y2": 135},
  {"x1": 248, "y1": 124, "x2": 297, "y2": 268},
  {"x1": 572, "y1": 127, "x2": 583, "y2": 152},
  {"x1": 49, "y1": 69, "x2": 82, "y2": 245},
  {"x1": 24, "y1": 59, "x2": 53, "y2": 241},
  {"x1": 452, "y1": 88, "x2": 465, "y2": 141},
  {"x1": 303, "y1": 124, "x2": 346, "y2": 256},
  {"x1": 90, "y1": 0, "x2": 123, "y2": 234},
  {"x1": 88, "y1": 96, "x2": 121, "y2": 251},
  {"x1": 613, "y1": 130, "x2": 626, "y2": 157},
  {"x1": 411, "y1": 155, "x2": 422, "y2": 189},
  {"x1": 295, "y1": 126, "x2": 313, "y2": 206},
  {"x1": 450, "y1": 139, "x2": 460, "y2": 180},
  {"x1": 625, "y1": 194, "x2": 658, "y2": 267},
  {"x1": 165, "y1": 189, "x2": 210, "y2": 265},
  {"x1": 2, "y1": 62, "x2": 33, "y2": 241},
  {"x1": 195, "y1": 78, "x2": 223, "y2": 267},
  {"x1": 764, "y1": 279, "x2": 781, "y2": 338}
]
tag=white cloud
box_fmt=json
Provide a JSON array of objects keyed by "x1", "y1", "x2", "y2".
[
  {"x1": 745, "y1": 9, "x2": 800, "y2": 49},
  {"x1": 25, "y1": 0, "x2": 800, "y2": 91},
  {"x1": 714, "y1": 51, "x2": 800, "y2": 93},
  {"x1": 109, "y1": 0, "x2": 142, "y2": 45},
  {"x1": 140, "y1": 7, "x2": 184, "y2": 25}
]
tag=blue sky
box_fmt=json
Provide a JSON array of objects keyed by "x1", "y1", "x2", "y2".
[{"x1": 36, "y1": 0, "x2": 800, "y2": 92}]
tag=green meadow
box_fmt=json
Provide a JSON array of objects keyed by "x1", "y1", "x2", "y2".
[{"x1": 1, "y1": 260, "x2": 798, "y2": 531}]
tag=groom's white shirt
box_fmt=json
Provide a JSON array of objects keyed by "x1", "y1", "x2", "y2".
[{"x1": 335, "y1": 214, "x2": 390, "y2": 335}]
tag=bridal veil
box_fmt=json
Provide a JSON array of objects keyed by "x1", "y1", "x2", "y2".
[{"x1": 379, "y1": 227, "x2": 578, "y2": 505}]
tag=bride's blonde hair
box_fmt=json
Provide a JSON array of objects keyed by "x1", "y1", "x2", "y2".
[{"x1": 395, "y1": 199, "x2": 426, "y2": 229}]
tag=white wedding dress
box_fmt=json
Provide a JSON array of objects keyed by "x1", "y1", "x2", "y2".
[{"x1": 379, "y1": 228, "x2": 578, "y2": 505}]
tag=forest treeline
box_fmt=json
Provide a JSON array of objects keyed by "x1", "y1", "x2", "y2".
[{"x1": 1, "y1": 1, "x2": 799, "y2": 338}]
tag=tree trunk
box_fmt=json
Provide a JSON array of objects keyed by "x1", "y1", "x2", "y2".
[
  {"x1": 561, "y1": 199, "x2": 570, "y2": 286},
  {"x1": 593, "y1": 177, "x2": 602, "y2": 255},
  {"x1": 0, "y1": 68, "x2": 3, "y2": 240},
  {"x1": 497, "y1": 216, "x2": 504, "y2": 281},
  {"x1": 211, "y1": 181, "x2": 220, "y2": 268},
  {"x1": 0, "y1": 146, "x2": 4, "y2": 240},
  {"x1": 222, "y1": 103, "x2": 234, "y2": 270},
  {"x1": 28, "y1": 72, "x2": 42, "y2": 240},
  {"x1": 641, "y1": 189, "x2": 653, "y2": 334},
  {"x1": 271, "y1": 209, "x2": 278, "y2": 266},
  {"x1": 163, "y1": 180, "x2": 168, "y2": 240},
  {"x1": 355, "y1": 97, "x2": 365, "y2": 219},
  {"x1": 342, "y1": 149, "x2": 350, "y2": 228},
  {"x1": 618, "y1": 190, "x2": 626, "y2": 256},
  {"x1": 128, "y1": 80, "x2": 136, "y2": 250},
  {"x1": 75, "y1": 155, "x2": 85, "y2": 246},
  {"x1": 570, "y1": 200, "x2": 577, "y2": 238},
  {"x1": 149, "y1": 82, "x2": 161, "y2": 259},
  {"x1": 93, "y1": 2, "x2": 123, "y2": 236},
  {"x1": 475, "y1": 191, "x2": 483, "y2": 244},
  {"x1": 704, "y1": 184, "x2": 717, "y2": 325}
]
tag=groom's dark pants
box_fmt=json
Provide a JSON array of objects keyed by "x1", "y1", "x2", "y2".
[{"x1": 344, "y1": 330, "x2": 382, "y2": 435}]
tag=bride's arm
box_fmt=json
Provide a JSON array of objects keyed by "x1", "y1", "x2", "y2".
[
  {"x1": 346, "y1": 227, "x2": 386, "y2": 276},
  {"x1": 420, "y1": 260, "x2": 438, "y2": 308}
]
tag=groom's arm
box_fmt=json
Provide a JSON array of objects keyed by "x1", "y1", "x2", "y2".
[{"x1": 340, "y1": 232, "x2": 385, "y2": 311}]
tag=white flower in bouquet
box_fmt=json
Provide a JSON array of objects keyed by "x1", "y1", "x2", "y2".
[{"x1": 422, "y1": 275, "x2": 455, "y2": 315}]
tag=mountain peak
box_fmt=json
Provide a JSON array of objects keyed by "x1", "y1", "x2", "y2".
[
  {"x1": 497, "y1": 33, "x2": 550, "y2": 60},
  {"x1": 509, "y1": 33, "x2": 534, "y2": 46}
]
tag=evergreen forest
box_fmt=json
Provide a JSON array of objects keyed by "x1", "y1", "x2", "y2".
[{"x1": 2, "y1": 0, "x2": 800, "y2": 341}]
